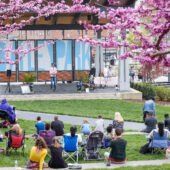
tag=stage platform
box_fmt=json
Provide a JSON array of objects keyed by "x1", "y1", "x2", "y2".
[{"x1": 0, "y1": 82, "x2": 142, "y2": 101}]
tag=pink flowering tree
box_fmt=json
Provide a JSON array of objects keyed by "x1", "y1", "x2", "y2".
[
  {"x1": 78, "y1": 0, "x2": 170, "y2": 66},
  {"x1": 0, "y1": 0, "x2": 170, "y2": 66}
]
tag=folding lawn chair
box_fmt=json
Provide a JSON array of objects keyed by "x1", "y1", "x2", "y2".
[
  {"x1": 149, "y1": 131, "x2": 169, "y2": 153},
  {"x1": 6, "y1": 131, "x2": 25, "y2": 156},
  {"x1": 64, "y1": 135, "x2": 78, "y2": 163}
]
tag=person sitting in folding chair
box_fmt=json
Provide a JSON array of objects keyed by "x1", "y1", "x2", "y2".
[
  {"x1": 64, "y1": 127, "x2": 80, "y2": 163},
  {"x1": 39, "y1": 123, "x2": 55, "y2": 147},
  {"x1": 48, "y1": 136, "x2": 68, "y2": 169},
  {"x1": 5, "y1": 124, "x2": 25, "y2": 155},
  {"x1": 148, "y1": 122, "x2": 170, "y2": 151}
]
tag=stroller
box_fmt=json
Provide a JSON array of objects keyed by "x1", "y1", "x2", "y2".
[
  {"x1": 82, "y1": 131, "x2": 104, "y2": 160},
  {"x1": 0, "y1": 110, "x2": 11, "y2": 128}
]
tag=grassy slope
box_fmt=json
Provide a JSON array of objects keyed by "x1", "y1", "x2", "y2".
[
  {"x1": 9, "y1": 99, "x2": 170, "y2": 122},
  {"x1": 0, "y1": 119, "x2": 167, "y2": 167}
]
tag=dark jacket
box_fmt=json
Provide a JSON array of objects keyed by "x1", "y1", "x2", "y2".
[
  {"x1": 0, "y1": 98, "x2": 16, "y2": 123},
  {"x1": 51, "y1": 120, "x2": 64, "y2": 136},
  {"x1": 109, "y1": 138, "x2": 127, "y2": 161},
  {"x1": 165, "y1": 118, "x2": 170, "y2": 131},
  {"x1": 48, "y1": 146, "x2": 67, "y2": 168},
  {"x1": 145, "y1": 117, "x2": 157, "y2": 133}
]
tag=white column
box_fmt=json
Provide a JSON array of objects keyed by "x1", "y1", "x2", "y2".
[
  {"x1": 95, "y1": 30, "x2": 104, "y2": 76},
  {"x1": 118, "y1": 46, "x2": 130, "y2": 91}
]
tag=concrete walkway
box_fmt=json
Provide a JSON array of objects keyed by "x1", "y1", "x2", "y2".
[
  {"x1": 16, "y1": 110, "x2": 145, "y2": 131},
  {"x1": 0, "y1": 159, "x2": 169, "y2": 170}
]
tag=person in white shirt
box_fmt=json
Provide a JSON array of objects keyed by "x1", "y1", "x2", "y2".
[
  {"x1": 107, "y1": 66, "x2": 114, "y2": 77},
  {"x1": 49, "y1": 63, "x2": 57, "y2": 91},
  {"x1": 95, "y1": 114, "x2": 104, "y2": 133}
]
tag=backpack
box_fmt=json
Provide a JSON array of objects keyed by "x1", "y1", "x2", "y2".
[{"x1": 140, "y1": 143, "x2": 152, "y2": 154}]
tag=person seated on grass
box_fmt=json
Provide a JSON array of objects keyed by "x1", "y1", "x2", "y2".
[
  {"x1": 66, "y1": 126, "x2": 82, "y2": 145},
  {"x1": 48, "y1": 136, "x2": 68, "y2": 169},
  {"x1": 113, "y1": 112, "x2": 124, "y2": 132},
  {"x1": 102, "y1": 125, "x2": 114, "y2": 148},
  {"x1": 141, "y1": 111, "x2": 157, "y2": 133},
  {"x1": 26, "y1": 137, "x2": 48, "y2": 170},
  {"x1": 80, "y1": 119, "x2": 91, "y2": 135},
  {"x1": 95, "y1": 114, "x2": 104, "y2": 133},
  {"x1": 35, "y1": 116, "x2": 45, "y2": 135},
  {"x1": 104, "y1": 128, "x2": 127, "y2": 166},
  {"x1": 148, "y1": 122, "x2": 170, "y2": 141},
  {"x1": 0, "y1": 130, "x2": 3, "y2": 142},
  {"x1": 0, "y1": 98, "x2": 16, "y2": 124},
  {"x1": 51, "y1": 116, "x2": 64, "y2": 136},
  {"x1": 39, "y1": 123, "x2": 55, "y2": 147},
  {"x1": 164, "y1": 114, "x2": 170, "y2": 131}
]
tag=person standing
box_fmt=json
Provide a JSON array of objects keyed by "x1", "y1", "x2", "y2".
[
  {"x1": 129, "y1": 66, "x2": 135, "y2": 81},
  {"x1": 143, "y1": 96, "x2": 156, "y2": 121},
  {"x1": 49, "y1": 63, "x2": 57, "y2": 91}
]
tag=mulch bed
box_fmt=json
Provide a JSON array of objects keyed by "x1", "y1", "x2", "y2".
[{"x1": 125, "y1": 99, "x2": 170, "y2": 106}]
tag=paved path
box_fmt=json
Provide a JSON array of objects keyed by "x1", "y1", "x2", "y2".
[
  {"x1": 0, "y1": 159, "x2": 169, "y2": 169},
  {"x1": 16, "y1": 110, "x2": 145, "y2": 131}
]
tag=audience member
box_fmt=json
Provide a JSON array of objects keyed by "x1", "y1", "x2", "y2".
[
  {"x1": 35, "y1": 116, "x2": 45, "y2": 135},
  {"x1": 104, "y1": 128, "x2": 127, "y2": 166},
  {"x1": 143, "y1": 96, "x2": 156, "y2": 121},
  {"x1": 141, "y1": 111, "x2": 157, "y2": 133},
  {"x1": 80, "y1": 120, "x2": 91, "y2": 135},
  {"x1": 48, "y1": 137, "x2": 68, "y2": 169},
  {"x1": 0, "y1": 98, "x2": 16, "y2": 124},
  {"x1": 51, "y1": 116, "x2": 64, "y2": 136},
  {"x1": 0, "y1": 130, "x2": 3, "y2": 142},
  {"x1": 39, "y1": 123, "x2": 55, "y2": 147},
  {"x1": 148, "y1": 122, "x2": 170, "y2": 140},
  {"x1": 102, "y1": 125, "x2": 114, "y2": 148},
  {"x1": 26, "y1": 137, "x2": 48, "y2": 170},
  {"x1": 6, "y1": 124, "x2": 24, "y2": 149},
  {"x1": 104, "y1": 125, "x2": 114, "y2": 141},
  {"x1": 113, "y1": 112, "x2": 124, "y2": 132},
  {"x1": 164, "y1": 114, "x2": 170, "y2": 131},
  {"x1": 95, "y1": 114, "x2": 104, "y2": 133},
  {"x1": 66, "y1": 126, "x2": 82, "y2": 145}
]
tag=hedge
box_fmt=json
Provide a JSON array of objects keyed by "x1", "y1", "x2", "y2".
[{"x1": 130, "y1": 82, "x2": 170, "y2": 102}]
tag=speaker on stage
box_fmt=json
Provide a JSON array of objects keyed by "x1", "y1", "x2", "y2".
[{"x1": 7, "y1": 70, "x2": 11, "y2": 77}]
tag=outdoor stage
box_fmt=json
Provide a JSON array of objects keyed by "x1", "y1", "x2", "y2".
[{"x1": 0, "y1": 82, "x2": 142, "y2": 101}]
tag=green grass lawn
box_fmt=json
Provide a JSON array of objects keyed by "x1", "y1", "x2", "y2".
[
  {"x1": 9, "y1": 99, "x2": 170, "y2": 122},
  {"x1": 94, "y1": 164, "x2": 170, "y2": 170},
  {"x1": 0, "y1": 119, "x2": 167, "y2": 167}
]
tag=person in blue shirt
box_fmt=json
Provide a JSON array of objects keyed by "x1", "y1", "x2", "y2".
[
  {"x1": 80, "y1": 120, "x2": 91, "y2": 135},
  {"x1": 35, "y1": 116, "x2": 45, "y2": 135},
  {"x1": 143, "y1": 96, "x2": 156, "y2": 121},
  {"x1": 0, "y1": 98, "x2": 16, "y2": 124}
]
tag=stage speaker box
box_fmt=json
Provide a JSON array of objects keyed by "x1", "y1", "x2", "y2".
[
  {"x1": 110, "y1": 59, "x2": 115, "y2": 66},
  {"x1": 7, "y1": 70, "x2": 11, "y2": 77}
]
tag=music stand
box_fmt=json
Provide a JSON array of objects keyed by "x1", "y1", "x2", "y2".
[{"x1": 5, "y1": 70, "x2": 12, "y2": 93}]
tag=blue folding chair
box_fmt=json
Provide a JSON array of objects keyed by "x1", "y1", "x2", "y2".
[
  {"x1": 64, "y1": 135, "x2": 78, "y2": 163},
  {"x1": 149, "y1": 131, "x2": 169, "y2": 153}
]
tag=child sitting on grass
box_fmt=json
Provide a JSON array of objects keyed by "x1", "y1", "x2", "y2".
[{"x1": 80, "y1": 120, "x2": 91, "y2": 135}]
